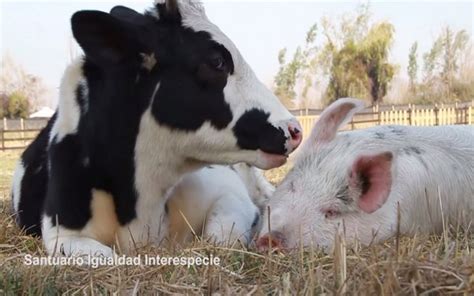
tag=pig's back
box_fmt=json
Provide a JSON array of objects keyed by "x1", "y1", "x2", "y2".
[{"x1": 342, "y1": 125, "x2": 473, "y2": 233}]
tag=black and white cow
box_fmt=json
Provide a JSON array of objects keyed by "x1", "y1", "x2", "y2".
[{"x1": 11, "y1": 0, "x2": 302, "y2": 257}]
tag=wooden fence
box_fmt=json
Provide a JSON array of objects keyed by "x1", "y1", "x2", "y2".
[
  {"x1": 1, "y1": 105, "x2": 473, "y2": 151},
  {"x1": 0, "y1": 129, "x2": 41, "y2": 151},
  {"x1": 296, "y1": 105, "x2": 472, "y2": 139}
]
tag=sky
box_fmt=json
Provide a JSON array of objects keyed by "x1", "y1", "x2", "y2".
[{"x1": 1, "y1": 0, "x2": 473, "y2": 106}]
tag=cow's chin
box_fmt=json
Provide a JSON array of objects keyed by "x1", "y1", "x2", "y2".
[{"x1": 254, "y1": 150, "x2": 288, "y2": 170}]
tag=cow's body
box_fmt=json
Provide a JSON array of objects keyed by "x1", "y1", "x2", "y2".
[
  {"x1": 167, "y1": 164, "x2": 274, "y2": 246},
  {"x1": 12, "y1": 0, "x2": 301, "y2": 256},
  {"x1": 258, "y1": 98, "x2": 474, "y2": 250}
]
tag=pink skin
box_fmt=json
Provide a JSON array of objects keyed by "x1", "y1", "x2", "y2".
[
  {"x1": 350, "y1": 152, "x2": 393, "y2": 213},
  {"x1": 257, "y1": 148, "x2": 394, "y2": 251},
  {"x1": 258, "y1": 98, "x2": 474, "y2": 252},
  {"x1": 257, "y1": 98, "x2": 397, "y2": 251},
  {"x1": 288, "y1": 122, "x2": 303, "y2": 149},
  {"x1": 256, "y1": 121, "x2": 303, "y2": 169}
]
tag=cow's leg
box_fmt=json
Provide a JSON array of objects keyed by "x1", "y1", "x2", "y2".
[
  {"x1": 43, "y1": 137, "x2": 120, "y2": 257},
  {"x1": 204, "y1": 194, "x2": 260, "y2": 247},
  {"x1": 42, "y1": 190, "x2": 119, "y2": 257},
  {"x1": 42, "y1": 215, "x2": 116, "y2": 257},
  {"x1": 115, "y1": 202, "x2": 168, "y2": 253}
]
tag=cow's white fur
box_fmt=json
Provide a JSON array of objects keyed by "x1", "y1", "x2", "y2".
[
  {"x1": 42, "y1": 190, "x2": 118, "y2": 256},
  {"x1": 167, "y1": 164, "x2": 273, "y2": 246},
  {"x1": 260, "y1": 98, "x2": 474, "y2": 250},
  {"x1": 12, "y1": 161, "x2": 25, "y2": 213},
  {"x1": 42, "y1": 1, "x2": 291, "y2": 256},
  {"x1": 49, "y1": 58, "x2": 85, "y2": 145}
]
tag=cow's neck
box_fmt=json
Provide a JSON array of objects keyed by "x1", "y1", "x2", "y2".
[{"x1": 133, "y1": 108, "x2": 201, "y2": 213}]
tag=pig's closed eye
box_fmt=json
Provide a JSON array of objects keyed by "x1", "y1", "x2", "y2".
[
  {"x1": 251, "y1": 213, "x2": 260, "y2": 228},
  {"x1": 323, "y1": 209, "x2": 340, "y2": 219}
]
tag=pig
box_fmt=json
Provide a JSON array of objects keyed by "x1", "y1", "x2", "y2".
[
  {"x1": 257, "y1": 98, "x2": 474, "y2": 251},
  {"x1": 167, "y1": 164, "x2": 274, "y2": 247}
]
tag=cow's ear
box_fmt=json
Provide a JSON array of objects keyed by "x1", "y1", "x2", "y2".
[
  {"x1": 308, "y1": 98, "x2": 365, "y2": 145},
  {"x1": 349, "y1": 152, "x2": 393, "y2": 214},
  {"x1": 71, "y1": 10, "x2": 142, "y2": 65},
  {"x1": 110, "y1": 6, "x2": 150, "y2": 26}
]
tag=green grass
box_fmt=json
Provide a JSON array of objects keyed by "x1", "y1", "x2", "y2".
[{"x1": 0, "y1": 150, "x2": 473, "y2": 294}]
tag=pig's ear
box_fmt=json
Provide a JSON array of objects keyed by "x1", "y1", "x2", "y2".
[
  {"x1": 349, "y1": 152, "x2": 393, "y2": 214},
  {"x1": 309, "y1": 98, "x2": 365, "y2": 145}
]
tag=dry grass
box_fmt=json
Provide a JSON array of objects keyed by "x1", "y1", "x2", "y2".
[{"x1": 0, "y1": 151, "x2": 472, "y2": 295}]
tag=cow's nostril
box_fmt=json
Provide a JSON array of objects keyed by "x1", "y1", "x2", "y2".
[
  {"x1": 289, "y1": 127, "x2": 301, "y2": 139},
  {"x1": 288, "y1": 122, "x2": 303, "y2": 143}
]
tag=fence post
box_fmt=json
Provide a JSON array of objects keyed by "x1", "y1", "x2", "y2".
[
  {"x1": 377, "y1": 107, "x2": 381, "y2": 125},
  {"x1": 408, "y1": 106, "x2": 413, "y2": 126},
  {"x1": 21, "y1": 118, "x2": 26, "y2": 146},
  {"x1": 469, "y1": 106, "x2": 472, "y2": 125},
  {"x1": 434, "y1": 104, "x2": 439, "y2": 126},
  {"x1": 0, "y1": 129, "x2": 4, "y2": 151},
  {"x1": 464, "y1": 106, "x2": 469, "y2": 124},
  {"x1": 3, "y1": 117, "x2": 7, "y2": 130}
]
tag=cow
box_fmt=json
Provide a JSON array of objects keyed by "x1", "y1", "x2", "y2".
[
  {"x1": 257, "y1": 98, "x2": 474, "y2": 251},
  {"x1": 11, "y1": 0, "x2": 302, "y2": 257},
  {"x1": 166, "y1": 164, "x2": 274, "y2": 247}
]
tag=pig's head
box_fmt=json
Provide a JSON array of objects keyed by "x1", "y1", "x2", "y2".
[{"x1": 257, "y1": 98, "x2": 397, "y2": 251}]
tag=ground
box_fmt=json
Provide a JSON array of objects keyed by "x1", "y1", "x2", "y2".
[{"x1": 0, "y1": 150, "x2": 472, "y2": 294}]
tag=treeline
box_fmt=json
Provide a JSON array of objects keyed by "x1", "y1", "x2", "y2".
[
  {"x1": 0, "y1": 92, "x2": 30, "y2": 119},
  {"x1": 407, "y1": 28, "x2": 473, "y2": 104},
  {"x1": 0, "y1": 54, "x2": 47, "y2": 119},
  {"x1": 274, "y1": 4, "x2": 473, "y2": 109}
]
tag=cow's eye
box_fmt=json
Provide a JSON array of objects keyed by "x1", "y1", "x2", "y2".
[{"x1": 208, "y1": 56, "x2": 226, "y2": 71}]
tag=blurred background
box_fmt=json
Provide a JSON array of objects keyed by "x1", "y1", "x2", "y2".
[{"x1": 0, "y1": 0, "x2": 473, "y2": 118}]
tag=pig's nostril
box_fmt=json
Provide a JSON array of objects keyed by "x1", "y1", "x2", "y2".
[{"x1": 257, "y1": 231, "x2": 285, "y2": 251}]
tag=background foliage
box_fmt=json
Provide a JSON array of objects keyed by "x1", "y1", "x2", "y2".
[{"x1": 274, "y1": 4, "x2": 473, "y2": 109}]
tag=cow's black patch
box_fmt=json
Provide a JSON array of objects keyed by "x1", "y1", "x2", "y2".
[
  {"x1": 148, "y1": 3, "x2": 235, "y2": 131},
  {"x1": 15, "y1": 113, "x2": 57, "y2": 236},
  {"x1": 233, "y1": 109, "x2": 287, "y2": 155}
]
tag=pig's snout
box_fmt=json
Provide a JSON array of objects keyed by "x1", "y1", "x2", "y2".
[{"x1": 256, "y1": 231, "x2": 286, "y2": 252}]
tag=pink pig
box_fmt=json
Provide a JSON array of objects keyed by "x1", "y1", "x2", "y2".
[{"x1": 257, "y1": 98, "x2": 474, "y2": 251}]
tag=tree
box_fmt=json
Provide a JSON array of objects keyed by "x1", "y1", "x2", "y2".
[
  {"x1": 323, "y1": 17, "x2": 395, "y2": 104},
  {"x1": 415, "y1": 27, "x2": 472, "y2": 103},
  {"x1": 274, "y1": 24, "x2": 318, "y2": 108},
  {"x1": 274, "y1": 4, "x2": 396, "y2": 107},
  {"x1": 0, "y1": 53, "x2": 48, "y2": 115},
  {"x1": 7, "y1": 91, "x2": 30, "y2": 119},
  {"x1": 407, "y1": 42, "x2": 418, "y2": 91},
  {"x1": 0, "y1": 94, "x2": 7, "y2": 118}
]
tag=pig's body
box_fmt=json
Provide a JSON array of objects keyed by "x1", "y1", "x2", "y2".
[{"x1": 258, "y1": 98, "x2": 474, "y2": 250}]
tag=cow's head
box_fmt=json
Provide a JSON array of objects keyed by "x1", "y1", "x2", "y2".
[{"x1": 71, "y1": 0, "x2": 301, "y2": 169}]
